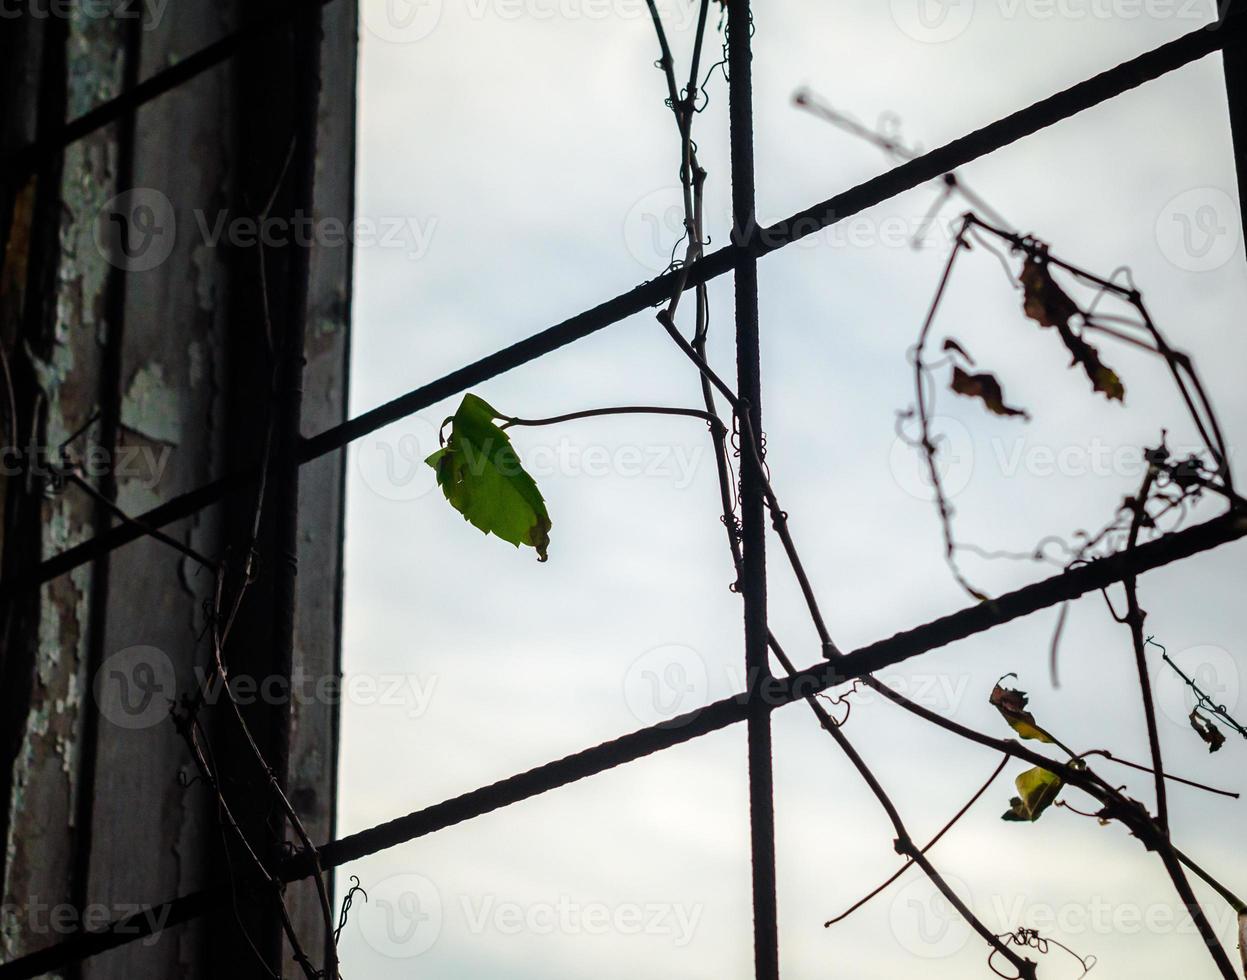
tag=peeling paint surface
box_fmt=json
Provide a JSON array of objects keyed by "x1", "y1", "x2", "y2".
[
  {"x1": 120, "y1": 362, "x2": 183, "y2": 446},
  {"x1": 2, "y1": 11, "x2": 121, "y2": 965},
  {"x1": 3, "y1": 3, "x2": 355, "y2": 974}
]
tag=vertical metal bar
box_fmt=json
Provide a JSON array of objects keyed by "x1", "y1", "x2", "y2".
[
  {"x1": 269, "y1": 8, "x2": 319, "y2": 818},
  {"x1": 266, "y1": 2, "x2": 323, "y2": 966},
  {"x1": 0, "y1": 0, "x2": 67, "y2": 905},
  {"x1": 726, "y1": 1, "x2": 779, "y2": 978}
]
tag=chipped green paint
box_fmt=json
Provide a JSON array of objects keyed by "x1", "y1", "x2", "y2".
[
  {"x1": 191, "y1": 244, "x2": 218, "y2": 314},
  {"x1": 122, "y1": 362, "x2": 184, "y2": 446},
  {"x1": 188, "y1": 340, "x2": 207, "y2": 388},
  {"x1": 1, "y1": 11, "x2": 125, "y2": 961}
]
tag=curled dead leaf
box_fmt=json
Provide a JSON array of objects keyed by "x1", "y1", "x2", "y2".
[
  {"x1": 950, "y1": 365, "x2": 1030, "y2": 420},
  {"x1": 990, "y1": 675, "x2": 1056, "y2": 744},
  {"x1": 1018, "y1": 255, "x2": 1125, "y2": 402},
  {"x1": 1057, "y1": 326, "x2": 1125, "y2": 402},
  {"x1": 1189, "y1": 709, "x2": 1226, "y2": 753},
  {"x1": 1020, "y1": 254, "x2": 1080, "y2": 329},
  {"x1": 941, "y1": 337, "x2": 975, "y2": 363}
]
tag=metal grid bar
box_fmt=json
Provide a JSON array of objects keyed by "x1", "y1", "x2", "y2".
[
  {"x1": 2, "y1": 509, "x2": 1241, "y2": 980},
  {"x1": 0, "y1": 0, "x2": 342, "y2": 182},
  {"x1": 0, "y1": 20, "x2": 1234, "y2": 601},
  {"x1": 724, "y1": 0, "x2": 780, "y2": 974},
  {"x1": 1, "y1": 12, "x2": 1244, "y2": 980},
  {"x1": 1220, "y1": 6, "x2": 1247, "y2": 237}
]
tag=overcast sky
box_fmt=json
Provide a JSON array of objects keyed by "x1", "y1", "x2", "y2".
[{"x1": 335, "y1": 1, "x2": 1247, "y2": 976}]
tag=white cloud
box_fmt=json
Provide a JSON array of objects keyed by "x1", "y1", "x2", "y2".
[{"x1": 341, "y1": 2, "x2": 1247, "y2": 976}]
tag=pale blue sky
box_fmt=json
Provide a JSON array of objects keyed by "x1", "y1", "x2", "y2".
[{"x1": 336, "y1": 2, "x2": 1247, "y2": 976}]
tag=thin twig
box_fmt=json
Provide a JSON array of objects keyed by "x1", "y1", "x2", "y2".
[
  {"x1": 1148, "y1": 637, "x2": 1247, "y2": 740},
  {"x1": 823, "y1": 754, "x2": 1009, "y2": 927},
  {"x1": 1122, "y1": 466, "x2": 1168, "y2": 832},
  {"x1": 65, "y1": 472, "x2": 216, "y2": 571},
  {"x1": 908, "y1": 215, "x2": 981, "y2": 598},
  {"x1": 1078, "y1": 750, "x2": 1238, "y2": 799},
  {"x1": 499, "y1": 406, "x2": 722, "y2": 430},
  {"x1": 767, "y1": 641, "x2": 1035, "y2": 978},
  {"x1": 868, "y1": 681, "x2": 1244, "y2": 977}
]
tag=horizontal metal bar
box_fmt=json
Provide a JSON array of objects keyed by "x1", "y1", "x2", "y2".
[
  {"x1": 0, "y1": 0, "x2": 341, "y2": 181},
  {"x1": 4, "y1": 509, "x2": 1241, "y2": 979},
  {"x1": 304, "y1": 512, "x2": 1247, "y2": 872},
  {"x1": 0, "y1": 21, "x2": 1231, "y2": 599}
]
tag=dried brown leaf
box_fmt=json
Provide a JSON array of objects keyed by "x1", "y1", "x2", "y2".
[
  {"x1": 1189, "y1": 709, "x2": 1226, "y2": 753},
  {"x1": 1019, "y1": 256, "x2": 1125, "y2": 402},
  {"x1": 941, "y1": 337, "x2": 975, "y2": 363},
  {"x1": 950, "y1": 365, "x2": 1030, "y2": 420},
  {"x1": 990, "y1": 675, "x2": 1056, "y2": 744},
  {"x1": 1020, "y1": 255, "x2": 1080, "y2": 329}
]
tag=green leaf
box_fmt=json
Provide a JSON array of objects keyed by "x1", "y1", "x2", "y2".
[
  {"x1": 1002, "y1": 766, "x2": 1063, "y2": 822},
  {"x1": 989, "y1": 675, "x2": 1056, "y2": 744},
  {"x1": 425, "y1": 394, "x2": 552, "y2": 561}
]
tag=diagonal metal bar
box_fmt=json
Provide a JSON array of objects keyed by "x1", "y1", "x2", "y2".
[
  {"x1": 0, "y1": 0, "x2": 341, "y2": 182},
  {"x1": 1220, "y1": 3, "x2": 1247, "y2": 248},
  {"x1": 306, "y1": 20, "x2": 1240, "y2": 458},
  {"x1": 0, "y1": 20, "x2": 1234, "y2": 600},
  {"x1": 2, "y1": 510, "x2": 1242, "y2": 980}
]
